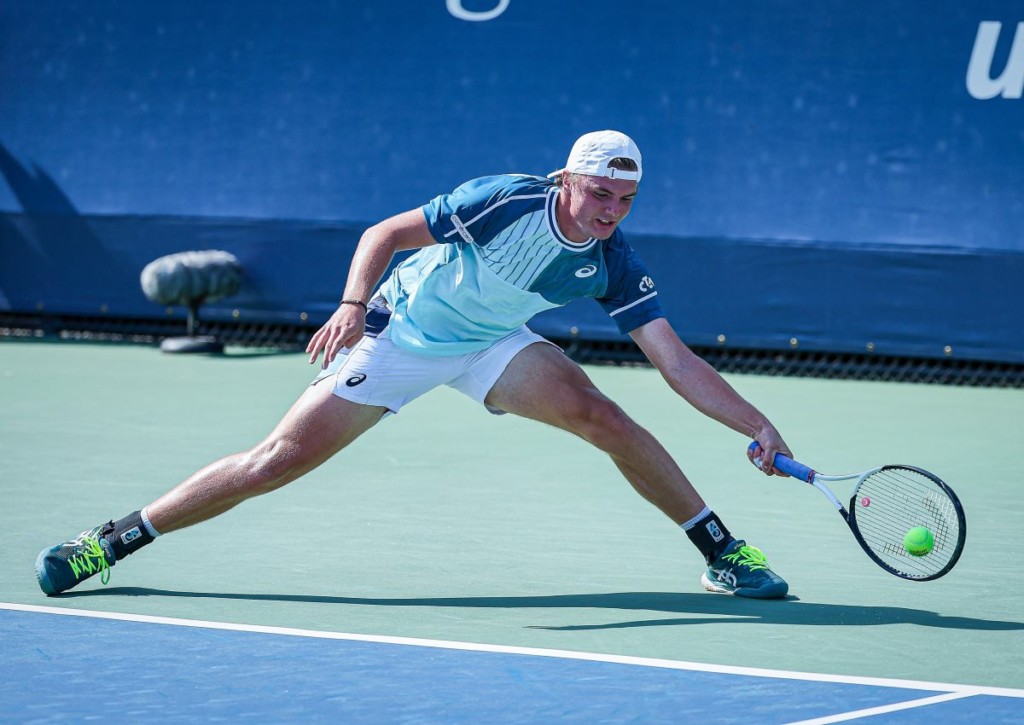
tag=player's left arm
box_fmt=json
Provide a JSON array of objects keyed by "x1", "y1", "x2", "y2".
[
  {"x1": 630, "y1": 318, "x2": 792, "y2": 476},
  {"x1": 307, "y1": 208, "x2": 435, "y2": 367}
]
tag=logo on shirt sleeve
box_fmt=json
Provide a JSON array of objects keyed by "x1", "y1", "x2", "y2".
[
  {"x1": 450, "y1": 214, "x2": 475, "y2": 243},
  {"x1": 639, "y1": 275, "x2": 655, "y2": 292}
]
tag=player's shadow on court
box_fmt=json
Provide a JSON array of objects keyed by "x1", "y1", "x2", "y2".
[{"x1": 62, "y1": 588, "x2": 1024, "y2": 631}]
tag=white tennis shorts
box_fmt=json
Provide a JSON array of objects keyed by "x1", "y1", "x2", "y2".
[{"x1": 311, "y1": 325, "x2": 557, "y2": 415}]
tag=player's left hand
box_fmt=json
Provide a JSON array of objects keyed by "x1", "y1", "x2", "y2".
[{"x1": 306, "y1": 303, "x2": 367, "y2": 368}]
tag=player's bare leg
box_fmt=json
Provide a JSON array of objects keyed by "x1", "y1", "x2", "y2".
[
  {"x1": 35, "y1": 381, "x2": 386, "y2": 594},
  {"x1": 147, "y1": 382, "x2": 386, "y2": 533},
  {"x1": 485, "y1": 342, "x2": 788, "y2": 598},
  {"x1": 484, "y1": 342, "x2": 705, "y2": 524}
]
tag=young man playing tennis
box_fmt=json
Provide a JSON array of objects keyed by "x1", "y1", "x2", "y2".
[{"x1": 36, "y1": 131, "x2": 794, "y2": 599}]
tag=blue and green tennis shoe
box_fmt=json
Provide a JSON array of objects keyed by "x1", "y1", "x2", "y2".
[
  {"x1": 35, "y1": 522, "x2": 117, "y2": 595},
  {"x1": 701, "y1": 539, "x2": 789, "y2": 599}
]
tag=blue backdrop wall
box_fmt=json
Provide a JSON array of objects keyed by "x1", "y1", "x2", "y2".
[{"x1": 2, "y1": 2, "x2": 1022, "y2": 361}]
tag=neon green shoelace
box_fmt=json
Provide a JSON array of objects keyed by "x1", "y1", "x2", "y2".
[
  {"x1": 67, "y1": 535, "x2": 111, "y2": 586},
  {"x1": 723, "y1": 545, "x2": 770, "y2": 572}
]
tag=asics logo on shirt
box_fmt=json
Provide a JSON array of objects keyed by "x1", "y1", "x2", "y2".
[
  {"x1": 575, "y1": 265, "x2": 598, "y2": 278},
  {"x1": 345, "y1": 373, "x2": 367, "y2": 387}
]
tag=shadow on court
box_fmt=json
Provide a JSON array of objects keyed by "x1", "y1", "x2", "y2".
[{"x1": 58, "y1": 588, "x2": 1024, "y2": 631}]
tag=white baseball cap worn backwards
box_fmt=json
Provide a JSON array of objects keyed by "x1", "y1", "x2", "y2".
[{"x1": 560, "y1": 130, "x2": 643, "y2": 182}]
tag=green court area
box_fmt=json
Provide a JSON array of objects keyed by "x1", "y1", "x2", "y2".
[{"x1": 2, "y1": 339, "x2": 1022, "y2": 690}]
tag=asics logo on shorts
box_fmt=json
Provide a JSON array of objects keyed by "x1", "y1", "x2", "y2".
[{"x1": 345, "y1": 373, "x2": 367, "y2": 387}]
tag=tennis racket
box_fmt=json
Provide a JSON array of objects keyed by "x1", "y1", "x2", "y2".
[{"x1": 748, "y1": 442, "x2": 966, "y2": 581}]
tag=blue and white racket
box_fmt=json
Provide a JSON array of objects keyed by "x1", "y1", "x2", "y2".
[{"x1": 748, "y1": 442, "x2": 966, "y2": 581}]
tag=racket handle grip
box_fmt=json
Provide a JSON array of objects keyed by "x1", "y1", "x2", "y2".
[{"x1": 747, "y1": 441, "x2": 815, "y2": 482}]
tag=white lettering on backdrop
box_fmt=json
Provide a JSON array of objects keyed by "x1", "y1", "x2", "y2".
[
  {"x1": 446, "y1": 0, "x2": 510, "y2": 22},
  {"x1": 967, "y1": 21, "x2": 1024, "y2": 99}
]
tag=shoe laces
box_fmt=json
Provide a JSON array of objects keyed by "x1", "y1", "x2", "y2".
[
  {"x1": 722, "y1": 544, "x2": 770, "y2": 572},
  {"x1": 67, "y1": 532, "x2": 111, "y2": 586}
]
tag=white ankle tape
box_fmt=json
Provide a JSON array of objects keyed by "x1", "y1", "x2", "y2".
[
  {"x1": 140, "y1": 507, "x2": 162, "y2": 538},
  {"x1": 679, "y1": 505, "x2": 712, "y2": 531}
]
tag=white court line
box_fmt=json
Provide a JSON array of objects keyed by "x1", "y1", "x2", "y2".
[
  {"x1": 785, "y1": 691, "x2": 976, "y2": 724},
  {"x1": 4, "y1": 601, "x2": 1024, "y2": 700}
]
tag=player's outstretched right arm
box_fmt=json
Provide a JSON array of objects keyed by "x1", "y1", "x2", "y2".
[{"x1": 630, "y1": 317, "x2": 793, "y2": 476}]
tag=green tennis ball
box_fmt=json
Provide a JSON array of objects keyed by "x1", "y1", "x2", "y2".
[{"x1": 903, "y1": 526, "x2": 935, "y2": 556}]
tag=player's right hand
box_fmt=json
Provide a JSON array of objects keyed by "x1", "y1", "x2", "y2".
[{"x1": 748, "y1": 428, "x2": 793, "y2": 478}]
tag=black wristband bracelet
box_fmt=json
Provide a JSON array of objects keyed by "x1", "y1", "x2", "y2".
[{"x1": 340, "y1": 299, "x2": 368, "y2": 312}]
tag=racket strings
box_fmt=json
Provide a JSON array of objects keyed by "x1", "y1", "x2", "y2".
[{"x1": 852, "y1": 467, "x2": 963, "y2": 579}]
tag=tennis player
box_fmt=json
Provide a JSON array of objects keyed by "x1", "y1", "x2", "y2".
[{"x1": 36, "y1": 131, "x2": 794, "y2": 598}]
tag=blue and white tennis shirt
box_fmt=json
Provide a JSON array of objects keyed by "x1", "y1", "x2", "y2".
[{"x1": 375, "y1": 174, "x2": 663, "y2": 356}]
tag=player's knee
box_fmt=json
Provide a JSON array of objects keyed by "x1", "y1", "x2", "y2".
[
  {"x1": 562, "y1": 392, "x2": 636, "y2": 451},
  {"x1": 240, "y1": 438, "x2": 304, "y2": 494}
]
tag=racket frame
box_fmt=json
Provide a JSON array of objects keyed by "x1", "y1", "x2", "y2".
[{"x1": 748, "y1": 443, "x2": 967, "y2": 581}]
